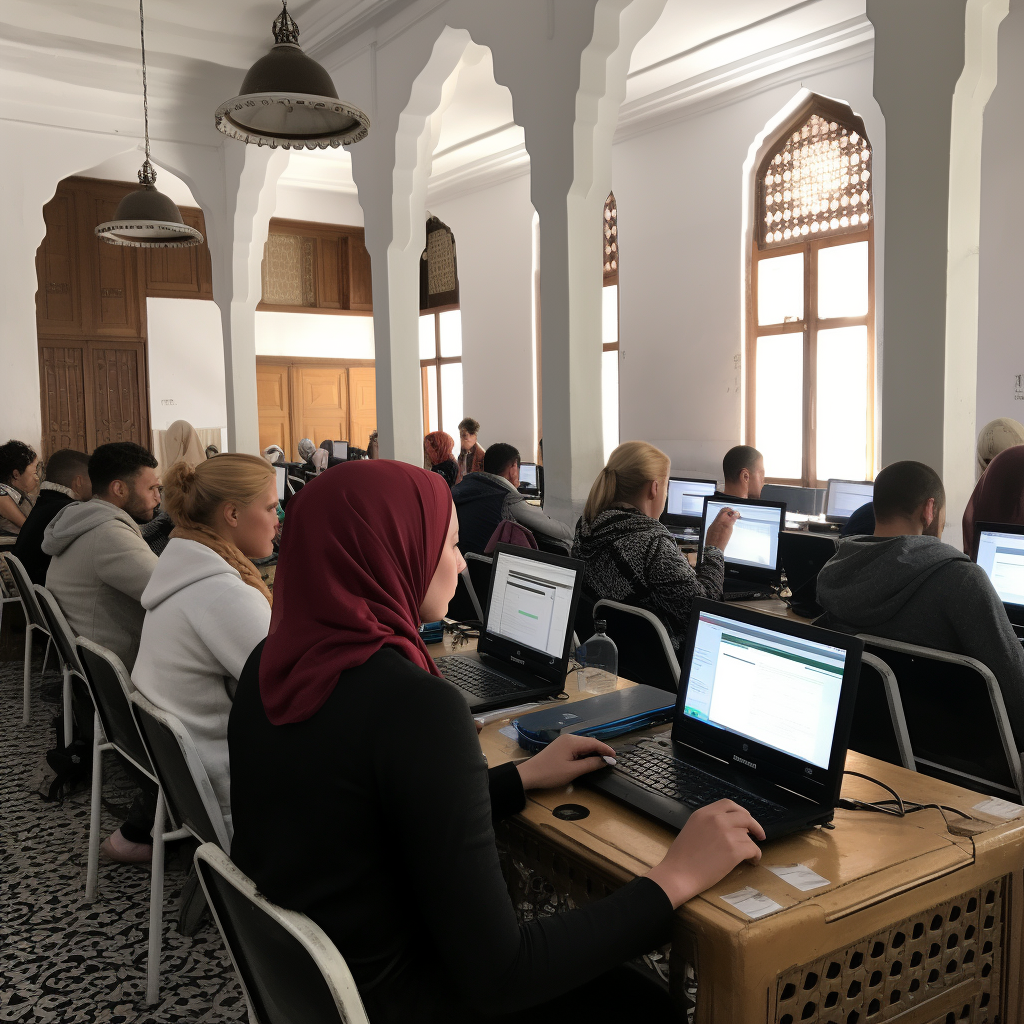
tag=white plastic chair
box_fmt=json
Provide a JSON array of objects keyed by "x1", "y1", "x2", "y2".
[{"x1": 3, "y1": 554, "x2": 52, "y2": 725}]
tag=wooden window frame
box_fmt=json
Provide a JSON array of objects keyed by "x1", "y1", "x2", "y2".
[
  {"x1": 746, "y1": 99, "x2": 875, "y2": 488},
  {"x1": 419, "y1": 303, "x2": 462, "y2": 436}
]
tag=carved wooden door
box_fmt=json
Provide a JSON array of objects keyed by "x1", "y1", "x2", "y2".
[
  {"x1": 295, "y1": 366, "x2": 349, "y2": 448},
  {"x1": 256, "y1": 364, "x2": 292, "y2": 459},
  {"x1": 347, "y1": 367, "x2": 377, "y2": 450}
]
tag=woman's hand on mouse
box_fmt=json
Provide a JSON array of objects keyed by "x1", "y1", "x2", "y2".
[
  {"x1": 516, "y1": 734, "x2": 617, "y2": 791},
  {"x1": 646, "y1": 799, "x2": 765, "y2": 909}
]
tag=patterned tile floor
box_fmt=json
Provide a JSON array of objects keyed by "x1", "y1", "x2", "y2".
[{"x1": 0, "y1": 648, "x2": 246, "y2": 1023}]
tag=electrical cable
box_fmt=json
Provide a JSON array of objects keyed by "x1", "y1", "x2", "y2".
[{"x1": 840, "y1": 770, "x2": 973, "y2": 825}]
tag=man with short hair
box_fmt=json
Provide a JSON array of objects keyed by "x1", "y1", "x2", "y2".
[
  {"x1": 457, "y1": 417, "x2": 486, "y2": 480},
  {"x1": 12, "y1": 448, "x2": 92, "y2": 585},
  {"x1": 816, "y1": 460, "x2": 1024, "y2": 745},
  {"x1": 451, "y1": 442, "x2": 573, "y2": 555},
  {"x1": 719, "y1": 445, "x2": 765, "y2": 500}
]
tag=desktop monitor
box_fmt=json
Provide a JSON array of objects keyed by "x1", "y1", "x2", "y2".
[
  {"x1": 825, "y1": 479, "x2": 874, "y2": 523},
  {"x1": 332, "y1": 440, "x2": 349, "y2": 460},
  {"x1": 760, "y1": 483, "x2": 825, "y2": 516},
  {"x1": 974, "y1": 522, "x2": 1024, "y2": 626},
  {"x1": 518, "y1": 462, "x2": 541, "y2": 493},
  {"x1": 698, "y1": 495, "x2": 786, "y2": 586},
  {"x1": 661, "y1": 477, "x2": 718, "y2": 529},
  {"x1": 274, "y1": 465, "x2": 286, "y2": 502}
]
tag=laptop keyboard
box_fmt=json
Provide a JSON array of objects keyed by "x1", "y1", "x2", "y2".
[
  {"x1": 611, "y1": 745, "x2": 790, "y2": 824},
  {"x1": 436, "y1": 656, "x2": 532, "y2": 700}
]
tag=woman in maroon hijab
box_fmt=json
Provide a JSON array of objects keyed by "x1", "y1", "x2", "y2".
[
  {"x1": 423, "y1": 429, "x2": 459, "y2": 489},
  {"x1": 228, "y1": 460, "x2": 763, "y2": 1024},
  {"x1": 963, "y1": 444, "x2": 1024, "y2": 554}
]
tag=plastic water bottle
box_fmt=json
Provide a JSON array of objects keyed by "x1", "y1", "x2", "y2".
[{"x1": 576, "y1": 620, "x2": 618, "y2": 694}]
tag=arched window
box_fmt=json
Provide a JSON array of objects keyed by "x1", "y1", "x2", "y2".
[
  {"x1": 602, "y1": 192, "x2": 620, "y2": 461},
  {"x1": 747, "y1": 99, "x2": 875, "y2": 486}
]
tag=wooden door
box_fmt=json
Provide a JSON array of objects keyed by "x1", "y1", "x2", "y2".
[
  {"x1": 295, "y1": 366, "x2": 349, "y2": 447},
  {"x1": 349, "y1": 231, "x2": 373, "y2": 311},
  {"x1": 89, "y1": 343, "x2": 150, "y2": 447},
  {"x1": 347, "y1": 367, "x2": 377, "y2": 450},
  {"x1": 145, "y1": 207, "x2": 213, "y2": 298},
  {"x1": 257, "y1": 364, "x2": 292, "y2": 458},
  {"x1": 79, "y1": 192, "x2": 144, "y2": 338},
  {"x1": 39, "y1": 344, "x2": 89, "y2": 457},
  {"x1": 36, "y1": 192, "x2": 83, "y2": 335}
]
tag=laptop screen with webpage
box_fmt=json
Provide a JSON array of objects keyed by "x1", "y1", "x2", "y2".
[
  {"x1": 664, "y1": 478, "x2": 717, "y2": 523},
  {"x1": 976, "y1": 527, "x2": 1024, "y2": 607},
  {"x1": 700, "y1": 497, "x2": 784, "y2": 582},
  {"x1": 825, "y1": 479, "x2": 873, "y2": 521},
  {"x1": 483, "y1": 549, "x2": 579, "y2": 662}
]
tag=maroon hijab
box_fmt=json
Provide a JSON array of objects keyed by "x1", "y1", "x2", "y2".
[
  {"x1": 963, "y1": 444, "x2": 1024, "y2": 554},
  {"x1": 259, "y1": 460, "x2": 452, "y2": 725}
]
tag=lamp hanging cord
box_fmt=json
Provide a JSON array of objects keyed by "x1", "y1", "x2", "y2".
[{"x1": 138, "y1": 0, "x2": 156, "y2": 186}]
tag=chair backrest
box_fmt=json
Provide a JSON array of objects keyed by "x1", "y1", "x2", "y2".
[
  {"x1": 3, "y1": 553, "x2": 50, "y2": 632},
  {"x1": 194, "y1": 844, "x2": 370, "y2": 1024},
  {"x1": 465, "y1": 553, "x2": 493, "y2": 619},
  {"x1": 446, "y1": 569, "x2": 482, "y2": 623},
  {"x1": 33, "y1": 585, "x2": 85, "y2": 677},
  {"x1": 859, "y1": 635, "x2": 1024, "y2": 800},
  {"x1": 130, "y1": 691, "x2": 231, "y2": 850},
  {"x1": 76, "y1": 637, "x2": 154, "y2": 779},
  {"x1": 592, "y1": 599, "x2": 681, "y2": 693},
  {"x1": 846, "y1": 652, "x2": 914, "y2": 770},
  {"x1": 483, "y1": 519, "x2": 537, "y2": 554}
]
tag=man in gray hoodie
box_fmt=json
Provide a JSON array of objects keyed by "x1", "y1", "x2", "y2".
[{"x1": 816, "y1": 460, "x2": 1024, "y2": 745}]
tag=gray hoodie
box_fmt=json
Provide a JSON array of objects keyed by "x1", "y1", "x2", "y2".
[
  {"x1": 816, "y1": 534, "x2": 1024, "y2": 747},
  {"x1": 42, "y1": 499, "x2": 159, "y2": 671}
]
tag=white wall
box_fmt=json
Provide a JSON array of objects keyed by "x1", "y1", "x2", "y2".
[
  {"x1": 978, "y1": 0, "x2": 1024, "y2": 433},
  {"x1": 430, "y1": 174, "x2": 536, "y2": 456},
  {"x1": 273, "y1": 185, "x2": 364, "y2": 226},
  {"x1": 147, "y1": 298, "x2": 227, "y2": 448},
  {"x1": 254, "y1": 311, "x2": 375, "y2": 360},
  {"x1": 613, "y1": 56, "x2": 884, "y2": 482}
]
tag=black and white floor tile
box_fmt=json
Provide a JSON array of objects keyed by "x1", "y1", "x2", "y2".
[{"x1": 0, "y1": 647, "x2": 246, "y2": 1023}]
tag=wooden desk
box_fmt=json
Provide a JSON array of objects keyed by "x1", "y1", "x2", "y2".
[{"x1": 432, "y1": 640, "x2": 1024, "y2": 1022}]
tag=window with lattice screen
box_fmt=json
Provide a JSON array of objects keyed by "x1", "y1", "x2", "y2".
[
  {"x1": 747, "y1": 99, "x2": 875, "y2": 487},
  {"x1": 603, "y1": 192, "x2": 620, "y2": 461}
]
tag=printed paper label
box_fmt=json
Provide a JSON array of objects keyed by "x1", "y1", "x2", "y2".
[
  {"x1": 767, "y1": 863, "x2": 830, "y2": 891},
  {"x1": 720, "y1": 886, "x2": 783, "y2": 919},
  {"x1": 972, "y1": 797, "x2": 1024, "y2": 819}
]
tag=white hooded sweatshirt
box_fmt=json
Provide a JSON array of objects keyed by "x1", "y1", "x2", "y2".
[{"x1": 132, "y1": 537, "x2": 271, "y2": 833}]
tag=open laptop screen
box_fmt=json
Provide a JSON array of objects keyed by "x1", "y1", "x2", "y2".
[
  {"x1": 274, "y1": 465, "x2": 286, "y2": 502},
  {"x1": 663, "y1": 478, "x2": 717, "y2": 523},
  {"x1": 825, "y1": 479, "x2": 873, "y2": 521},
  {"x1": 976, "y1": 526, "x2": 1024, "y2": 607},
  {"x1": 519, "y1": 463, "x2": 539, "y2": 489},
  {"x1": 332, "y1": 440, "x2": 349, "y2": 460},
  {"x1": 681, "y1": 610, "x2": 847, "y2": 770},
  {"x1": 699, "y1": 497, "x2": 784, "y2": 582}
]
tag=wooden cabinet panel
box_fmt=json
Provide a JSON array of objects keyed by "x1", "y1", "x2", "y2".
[
  {"x1": 296, "y1": 367, "x2": 349, "y2": 445},
  {"x1": 83, "y1": 194, "x2": 143, "y2": 337},
  {"x1": 349, "y1": 230, "x2": 373, "y2": 311},
  {"x1": 347, "y1": 367, "x2": 377, "y2": 450},
  {"x1": 37, "y1": 193, "x2": 81, "y2": 333},
  {"x1": 90, "y1": 345, "x2": 149, "y2": 446},
  {"x1": 39, "y1": 345, "x2": 88, "y2": 459},
  {"x1": 257, "y1": 365, "x2": 292, "y2": 459},
  {"x1": 145, "y1": 207, "x2": 213, "y2": 299},
  {"x1": 317, "y1": 236, "x2": 343, "y2": 308}
]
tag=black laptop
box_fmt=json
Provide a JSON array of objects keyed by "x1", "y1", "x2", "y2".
[
  {"x1": 517, "y1": 463, "x2": 544, "y2": 500},
  {"x1": 436, "y1": 544, "x2": 584, "y2": 712},
  {"x1": 660, "y1": 476, "x2": 717, "y2": 540},
  {"x1": 586, "y1": 599, "x2": 862, "y2": 841},
  {"x1": 698, "y1": 495, "x2": 786, "y2": 600},
  {"x1": 778, "y1": 531, "x2": 838, "y2": 617},
  {"x1": 973, "y1": 522, "x2": 1024, "y2": 640}
]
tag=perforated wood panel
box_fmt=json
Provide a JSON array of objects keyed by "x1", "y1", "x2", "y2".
[{"x1": 775, "y1": 881, "x2": 1004, "y2": 1024}]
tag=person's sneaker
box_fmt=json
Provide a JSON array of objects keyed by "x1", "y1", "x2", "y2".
[{"x1": 100, "y1": 828, "x2": 153, "y2": 864}]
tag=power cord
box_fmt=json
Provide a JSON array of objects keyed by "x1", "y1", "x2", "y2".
[
  {"x1": 444, "y1": 620, "x2": 481, "y2": 649},
  {"x1": 840, "y1": 770, "x2": 973, "y2": 823}
]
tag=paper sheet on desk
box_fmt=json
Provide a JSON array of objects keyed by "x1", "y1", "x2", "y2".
[
  {"x1": 973, "y1": 797, "x2": 1024, "y2": 819},
  {"x1": 767, "y1": 863, "x2": 830, "y2": 891},
  {"x1": 720, "y1": 886, "x2": 783, "y2": 919}
]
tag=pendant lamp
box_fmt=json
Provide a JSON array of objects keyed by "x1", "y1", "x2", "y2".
[
  {"x1": 95, "y1": 1, "x2": 203, "y2": 248},
  {"x1": 215, "y1": 2, "x2": 370, "y2": 150}
]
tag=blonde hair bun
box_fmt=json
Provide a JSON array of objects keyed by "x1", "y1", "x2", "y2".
[{"x1": 162, "y1": 452, "x2": 275, "y2": 530}]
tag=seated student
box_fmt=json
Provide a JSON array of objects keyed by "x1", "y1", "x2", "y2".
[
  {"x1": 717, "y1": 444, "x2": 765, "y2": 500},
  {"x1": 573, "y1": 441, "x2": 738, "y2": 651},
  {"x1": 0, "y1": 440, "x2": 40, "y2": 536},
  {"x1": 144, "y1": 419, "x2": 209, "y2": 555},
  {"x1": 228, "y1": 461, "x2": 763, "y2": 1024},
  {"x1": 423, "y1": 430, "x2": 459, "y2": 488},
  {"x1": 12, "y1": 448, "x2": 91, "y2": 585},
  {"x1": 963, "y1": 444, "x2": 1024, "y2": 556},
  {"x1": 451, "y1": 442, "x2": 573, "y2": 554},
  {"x1": 43, "y1": 441, "x2": 162, "y2": 863},
  {"x1": 816, "y1": 461, "x2": 1024, "y2": 744},
  {"x1": 457, "y1": 416, "x2": 486, "y2": 481},
  {"x1": 132, "y1": 454, "x2": 276, "y2": 834}
]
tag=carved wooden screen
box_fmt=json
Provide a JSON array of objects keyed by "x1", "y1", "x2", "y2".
[
  {"x1": 603, "y1": 192, "x2": 618, "y2": 284},
  {"x1": 747, "y1": 98, "x2": 875, "y2": 487},
  {"x1": 39, "y1": 346, "x2": 88, "y2": 455},
  {"x1": 602, "y1": 192, "x2": 620, "y2": 460}
]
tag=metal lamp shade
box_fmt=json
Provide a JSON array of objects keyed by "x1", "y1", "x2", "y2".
[
  {"x1": 216, "y1": 41, "x2": 369, "y2": 149},
  {"x1": 95, "y1": 184, "x2": 204, "y2": 248}
]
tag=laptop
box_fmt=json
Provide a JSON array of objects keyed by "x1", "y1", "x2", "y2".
[
  {"x1": 698, "y1": 495, "x2": 786, "y2": 599},
  {"x1": 332, "y1": 440, "x2": 349, "y2": 460},
  {"x1": 778, "y1": 532, "x2": 838, "y2": 617},
  {"x1": 436, "y1": 544, "x2": 584, "y2": 712},
  {"x1": 973, "y1": 523, "x2": 1024, "y2": 640},
  {"x1": 518, "y1": 462, "x2": 543, "y2": 499},
  {"x1": 761, "y1": 483, "x2": 825, "y2": 519},
  {"x1": 586, "y1": 600, "x2": 862, "y2": 840},
  {"x1": 660, "y1": 477, "x2": 717, "y2": 540},
  {"x1": 824, "y1": 478, "x2": 873, "y2": 524},
  {"x1": 273, "y1": 465, "x2": 286, "y2": 503}
]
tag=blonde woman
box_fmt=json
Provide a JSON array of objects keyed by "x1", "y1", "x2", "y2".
[
  {"x1": 573, "y1": 442, "x2": 738, "y2": 650},
  {"x1": 131, "y1": 453, "x2": 278, "y2": 839}
]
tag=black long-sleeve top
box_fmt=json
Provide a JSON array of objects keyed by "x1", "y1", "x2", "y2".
[{"x1": 228, "y1": 641, "x2": 674, "y2": 1023}]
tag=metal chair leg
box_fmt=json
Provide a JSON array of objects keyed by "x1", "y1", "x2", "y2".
[
  {"x1": 62, "y1": 667, "x2": 74, "y2": 748},
  {"x1": 86, "y1": 711, "x2": 104, "y2": 900},
  {"x1": 22, "y1": 624, "x2": 33, "y2": 726},
  {"x1": 41, "y1": 636, "x2": 53, "y2": 680},
  {"x1": 146, "y1": 790, "x2": 167, "y2": 1006}
]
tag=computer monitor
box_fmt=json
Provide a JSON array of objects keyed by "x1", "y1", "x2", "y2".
[
  {"x1": 332, "y1": 440, "x2": 349, "y2": 460},
  {"x1": 698, "y1": 495, "x2": 786, "y2": 586},
  {"x1": 274, "y1": 465, "x2": 286, "y2": 502},
  {"x1": 824, "y1": 479, "x2": 873, "y2": 523},
  {"x1": 974, "y1": 523, "x2": 1024, "y2": 626},
  {"x1": 661, "y1": 477, "x2": 718, "y2": 529},
  {"x1": 518, "y1": 462, "x2": 540, "y2": 492},
  {"x1": 760, "y1": 484, "x2": 825, "y2": 516},
  {"x1": 675, "y1": 601, "x2": 861, "y2": 797},
  {"x1": 479, "y1": 545, "x2": 584, "y2": 684}
]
